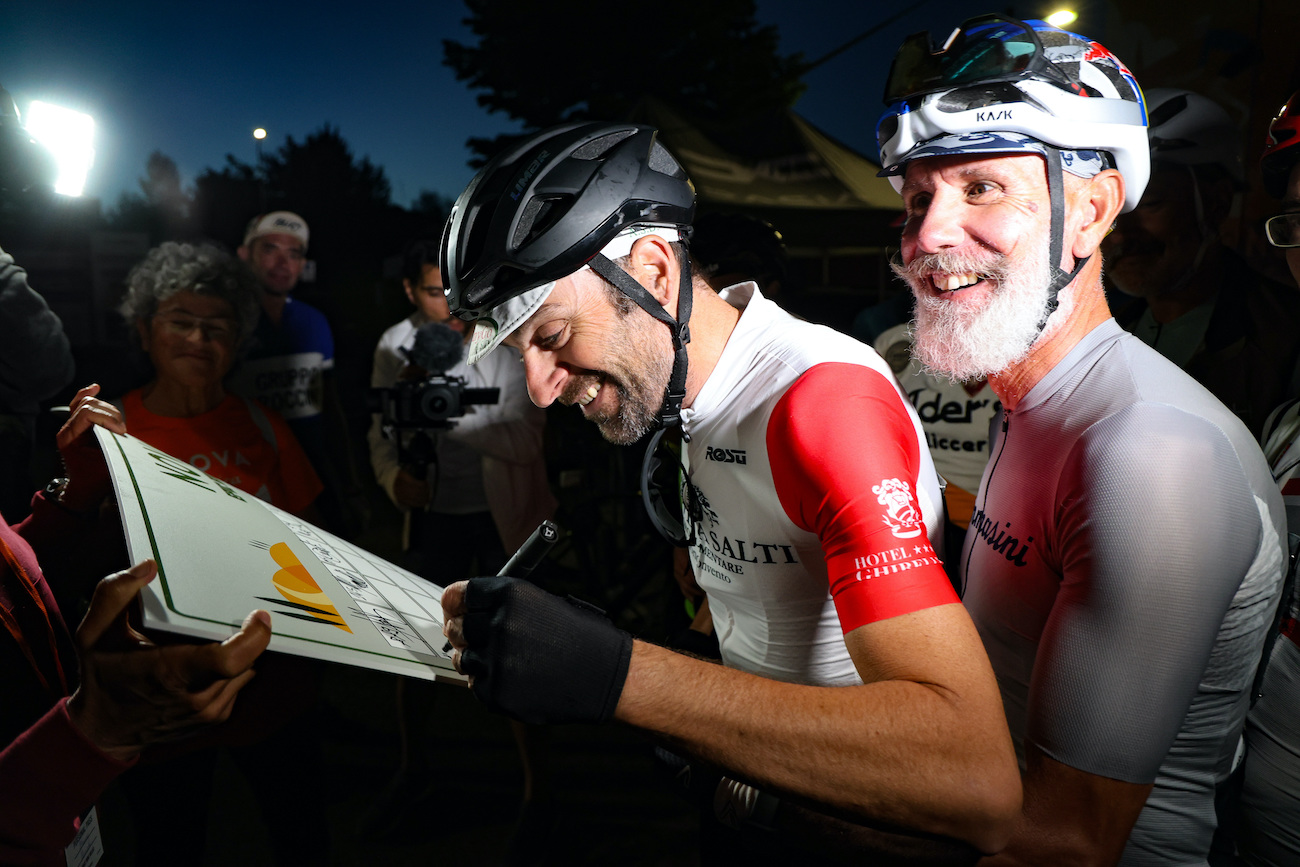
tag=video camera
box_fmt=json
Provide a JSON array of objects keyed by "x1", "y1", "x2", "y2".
[
  {"x1": 369, "y1": 374, "x2": 499, "y2": 430},
  {"x1": 367, "y1": 322, "x2": 498, "y2": 430}
]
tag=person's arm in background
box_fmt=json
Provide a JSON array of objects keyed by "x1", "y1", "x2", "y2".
[{"x1": 0, "y1": 244, "x2": 75, "y2": 414}]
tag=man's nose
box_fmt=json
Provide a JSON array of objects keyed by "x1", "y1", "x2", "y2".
[
  {"x1": 521, "y1": 352, "x2": 566, "y2": 408},
  {"x1": 908, "y1": 193, "x2": 968, "y2": 254}
]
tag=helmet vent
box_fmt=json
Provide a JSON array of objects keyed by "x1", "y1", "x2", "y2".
[
  {"x1": 937, "y1": 83, "x2": 1032, "y2": 113},
  {"x1": 648, "y1": 141, "x2": 684, "y2": 177},
  {"x1": 573, "y1": 130, "x2": 635, "y2": 160},
  {"x1": 512, "y1": 196, "x2": 563, "y2": 249}
]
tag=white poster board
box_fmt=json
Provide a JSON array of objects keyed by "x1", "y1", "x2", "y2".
[{"x1": 96, "y1": 427, "x2": 465, "y2": 684}]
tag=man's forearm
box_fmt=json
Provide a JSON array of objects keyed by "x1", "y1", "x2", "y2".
[{"x1": 616, "y1": 635, "x2": 1020, "y2": 853}]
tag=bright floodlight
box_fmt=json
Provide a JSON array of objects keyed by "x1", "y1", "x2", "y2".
[
  {"x1": 25, "y1": 101, "x2": 95, "y2": 197},
  {"x1": 1045, "y1": 9, "x2": 1078, "y2": 27},
  {"x1": 253, "y1": 127, "x2": 267, "y2": 140}
]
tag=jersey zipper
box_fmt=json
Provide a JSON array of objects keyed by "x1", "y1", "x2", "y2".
[{"x1": 961, "y1": 412, "x2": 1011, "y2": 597}]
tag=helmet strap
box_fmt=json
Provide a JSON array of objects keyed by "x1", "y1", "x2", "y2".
[
  {"x1": 588, "y1": 250, "x2": 694, "y2": 430},
  {"x1": 1038, "y1": 146, "x2": 1090, "y2": 331}
]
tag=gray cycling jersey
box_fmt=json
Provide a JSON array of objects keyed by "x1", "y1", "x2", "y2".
[{"x1": 961, "y1": 318, "x2": 1285, "y2": 866}]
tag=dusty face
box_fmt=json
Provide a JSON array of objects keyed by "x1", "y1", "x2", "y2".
[
  {"x1": 139, "y1": 291, "x2": 239, "y2": 389},
  {"x1": 403, "y1": 264, "x2": 462, "y2": 333},
  {"x1": 1101, "y1": 166, "x2": 1209, "y2": 299},
  {"x1": 241, "y1": 233, "x2": 305, "y2": 296},
  {"x1": 504, "y1": 270, "x2": 672, "y2": 445},
  {"x1": 894, "y1": 153, "x2": 1058, "y2": 381}
]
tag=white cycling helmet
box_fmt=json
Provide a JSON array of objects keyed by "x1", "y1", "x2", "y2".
[
  {"x1": 877, "y1": 15, "x2": 1150, "y2": 212},
  {"x1": 877, "y1": 16, "x2": 1148, "y2": 326}
]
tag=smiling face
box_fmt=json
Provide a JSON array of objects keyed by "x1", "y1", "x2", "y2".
[
  {"x1": 894, "y1": 152, "x2": 1059, "y2": 381},
  {"x1": 138, "y1": 290, "x2": 239, "y2": 389},
  {"x1": 240, "y1": 233, "x2": 305, "y2": 296},
  {"x1": 504, "y1": 269, "x2": 672, "y2": 445}
]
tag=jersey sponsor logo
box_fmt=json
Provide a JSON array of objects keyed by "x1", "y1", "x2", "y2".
[
  {"x1": 704, "y1": 446, "x2": 747, "y2": 465},
  {"x1": 969, "y1": 507, "x2": 1033, "y2": 567},
  {"x1": 852, "y1": 544, "x2": 942, "y2": 580},
  {"x1": 905, "y1": 388, "x2": 998, "y2": 425},
  {"x1": 873, "y1": 478, "x2": 925, "y2": 539},
  {"x1": 925, "y1": 432, "x2": 988, "y2": 453}
]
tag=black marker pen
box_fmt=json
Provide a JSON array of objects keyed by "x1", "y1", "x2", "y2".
[{"x1": 443, "y1": 519, "x2": 560, "y2": 653}]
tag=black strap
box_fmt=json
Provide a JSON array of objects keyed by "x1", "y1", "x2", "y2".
[
  {"x1": 588, "y1": 248, "x2": 694, "y2": 429},
  {"x1": 1037, "y1": 147, "x2": 1091, "y2": 330}
]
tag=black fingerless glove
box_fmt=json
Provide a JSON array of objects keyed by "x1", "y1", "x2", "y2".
[{"x1": 460, "y1": 575, "x2": 633, "y2": 725}]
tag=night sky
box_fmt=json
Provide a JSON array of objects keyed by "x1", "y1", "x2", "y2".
[{"x1": 2, "y1": 1, "x2": 1034, "y2": 211}]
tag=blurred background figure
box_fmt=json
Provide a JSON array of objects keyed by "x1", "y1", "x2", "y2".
[
  {"x1": 0, "y1": 242, "x2": 74, "y2": 521},
  {"x1": 365, "y1": 238, "x2": 556, "y2": 854},
  {"x1": 115, "y1": 241, "x2": 322, "y2": 518},
  {"x1": 1105, "y1": 88, "x2": 1300, "y2": 436},
  {"x1": 690, "y1": 212, "x2": 790, "y2": 301},
  {"x1": 112, "y1": 240, "x2": 326, "y2": 866},
  {"x1": 233, "y1": 211, "x2": 367, "y2": 536},
  {"x1": 1238, "y1": 89, "x2": 1300, "y2": 867}
]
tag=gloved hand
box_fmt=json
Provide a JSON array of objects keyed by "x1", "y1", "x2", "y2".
[{"x1": 447, "y1": 576, "x2": 633, "y2": 725}]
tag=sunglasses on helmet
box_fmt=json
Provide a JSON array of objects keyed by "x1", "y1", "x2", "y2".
[
  {"x1": 883, "y1": 15, "x2": 1078, "y2": 105},
  {"x1": 640, "y1": 428, "x2": 700, "y2": 548}
]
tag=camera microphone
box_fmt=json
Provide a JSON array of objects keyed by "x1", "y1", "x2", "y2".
[{"x1": 406, "y1": 322, "x2": 465, "y2": 374}]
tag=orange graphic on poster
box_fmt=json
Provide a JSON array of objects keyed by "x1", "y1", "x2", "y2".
[{"x1": 269, "y1": 542, "x2": 353, "y2": 633}]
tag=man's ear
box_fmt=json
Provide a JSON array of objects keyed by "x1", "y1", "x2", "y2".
[
  {"x1": 236, "y1": 244, "x2": 250, "y2": 262},
  {"x1": 627, "y1": 235, "x2": 677, "y2": 307},
  {"x1": 1071, "y1": 169, "x2": 1126, "y2": 259},
  {"x1": 402, "y1": 279, "x2": 416, "y2": 306}
]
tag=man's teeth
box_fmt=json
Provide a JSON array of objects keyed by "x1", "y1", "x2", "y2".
[
  {"x1": 933, "y1": 273, "x2": 982, "y2": 292},
  {"x1": 578, "y1": 385, "x2": 599, "y2": 406}
]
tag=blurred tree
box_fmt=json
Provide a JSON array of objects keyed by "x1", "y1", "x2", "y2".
[
  {"x1": 106, "y1": 151, "x2": 192, "y2": 240},
  {"x1": 443, "y1": 0, "x2": 807, "y2": 162}
]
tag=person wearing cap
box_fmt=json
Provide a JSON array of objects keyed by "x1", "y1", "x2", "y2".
[
  {"x1": 233, "y1": 210, "x2": 367, "y2": 537},
  {"x1": 1237, "y1": 90, "x2": 1300, "y2": 867},
  {"x1": 875, "y1": 15, "x2": 1286, "y2": 865},
  {"x1": 1103, "y1": 88, "x2": 1300, "y2": 437},
  {"x1": 438, "y1": 122, "x2": 1021, "y2": 858}
]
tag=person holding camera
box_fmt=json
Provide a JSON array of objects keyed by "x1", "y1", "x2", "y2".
[{"x1": 368, "y1": 239, "x2": 554, "y2": 582}]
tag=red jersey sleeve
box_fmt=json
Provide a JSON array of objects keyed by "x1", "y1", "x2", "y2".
[{"x1": 767, "y1": 362, "x2": 957, "y2": 634}]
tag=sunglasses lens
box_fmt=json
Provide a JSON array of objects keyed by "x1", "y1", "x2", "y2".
[
  {"x1": 1267, "y1": 214, "x2": 1300, "y2": 248},
  {"x1": 883, "y1": 16, "x2": 1041, "y2": 103},
  {"x1": 640, "y1": 429, "x2": 694, "y2": 547}
]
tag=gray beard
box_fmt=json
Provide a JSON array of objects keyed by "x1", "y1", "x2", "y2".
[{"x1": 893, "y1": 234, "x2": 1055, "y2": 382}]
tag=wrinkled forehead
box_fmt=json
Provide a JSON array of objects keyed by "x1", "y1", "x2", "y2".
[{"x1": 902, "y1": 150, "x2": 1048, "y2": 188}]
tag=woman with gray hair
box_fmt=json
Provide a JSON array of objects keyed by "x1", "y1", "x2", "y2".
[{"x1": 115, "y1": 241, "x2": 321, "y2": 516}]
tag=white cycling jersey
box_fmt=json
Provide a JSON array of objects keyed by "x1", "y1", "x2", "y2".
[{"x1": 679, "y1": 283, "x2": 956, "y2": 686}]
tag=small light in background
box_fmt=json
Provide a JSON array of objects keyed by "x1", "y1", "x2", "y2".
[
  {"x1": 253, "y1": 127, "x2": 267, "y2": 140},
  {"x1": 1045, "y1": 9, "x2": 1078, "y2": 27},
  {"x1": 25, "y1": 101, "x2": 95, "y2": 197}
]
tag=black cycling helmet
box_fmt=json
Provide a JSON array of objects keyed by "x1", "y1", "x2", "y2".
[
  {"x1": 442, "y1": 122, "x2": 695, "y2": 321},
  {"x1": 440, "y1": 121, "x2": 699, "y2": 429}
]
